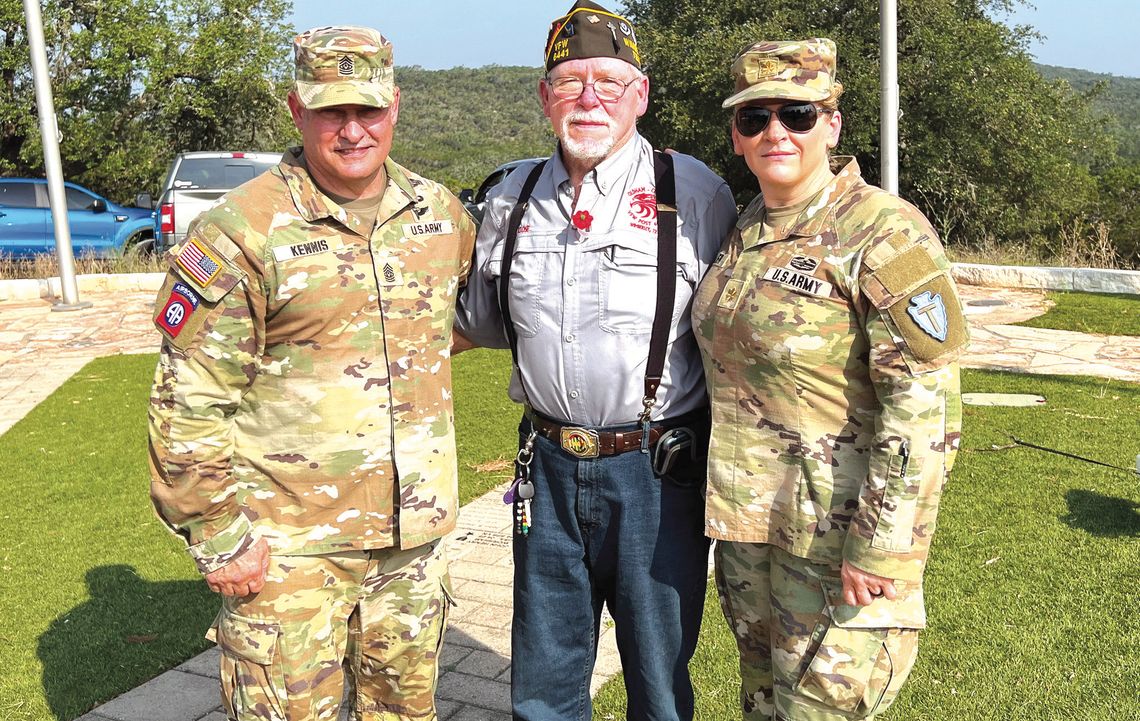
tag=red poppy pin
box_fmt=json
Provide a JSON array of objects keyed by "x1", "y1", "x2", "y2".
[{"x1": 571, "y1": 210, "x2": 593, "y2": 232}]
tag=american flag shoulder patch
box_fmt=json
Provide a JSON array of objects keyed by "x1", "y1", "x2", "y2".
[{"x1": 176, "y1": 237, "x2": 224, "y2": 288}]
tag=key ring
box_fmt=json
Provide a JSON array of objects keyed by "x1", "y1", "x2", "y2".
[{"x1": 516, "y1": 429, "x2": 538, "y2": 468}]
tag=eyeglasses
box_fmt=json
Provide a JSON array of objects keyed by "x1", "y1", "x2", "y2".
[
  {"x1": 735, "y1": 102, "x2": 823, "y2": 137},
  {"x1": 546, "y1": 76, "x2": 639, "y2": 102}
]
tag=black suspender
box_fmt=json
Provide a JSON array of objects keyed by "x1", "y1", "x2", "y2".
[
  {"x1": 497, "y1": 151, "x2": 678, "y2": 427},
  {"x1": 499, "y1": 160, "x2": 547, "y2": 373},
  {"x1": 642, "y1": 150, "x2": 677, "y2": 424}
]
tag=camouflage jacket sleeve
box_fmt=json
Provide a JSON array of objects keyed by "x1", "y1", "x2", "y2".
[
  {"x1": 842, "y1": 229, "x2": 968, "y2": 582},
  {"x1": 147, "y1": 223, "x2": 265, "y2": 575}
]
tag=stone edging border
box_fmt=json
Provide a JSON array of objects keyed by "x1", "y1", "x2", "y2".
[
  {"x1": 2, "y1": 264, "x2": 1139, "y2": 302},
  {"x1": 951, "y1": 263, "x2": 1140, "y2": 295},
  {"x1": 0, "y1": 272, "x2": 164, "y2": 302}
]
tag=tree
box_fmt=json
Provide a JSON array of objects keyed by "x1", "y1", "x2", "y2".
[
  {"x1": 623, "y1": 0, "x2": 1116, "y2": 250},
  {"x1": 0, "y1": 0, "x2": 296, "y2": 204}
]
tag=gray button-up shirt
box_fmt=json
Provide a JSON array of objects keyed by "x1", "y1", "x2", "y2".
[{"x1": 456, "y1": 133, "x2": 737, "y2": 426}]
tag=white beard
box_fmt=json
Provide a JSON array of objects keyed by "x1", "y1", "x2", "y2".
[{"x1": 558, "y1": 110, "x2": 615, "y2": 164}]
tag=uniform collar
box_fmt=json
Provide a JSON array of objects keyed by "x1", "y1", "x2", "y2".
[
  {"x1": 739, "y1": 156, "x2": 862, "y2": 249},
  {"x1": 550, "y1": 131, "x2": 648, "y2": 197},
  {"x1": 279, "y1": 147, "x2": 418, "y2": 237}
]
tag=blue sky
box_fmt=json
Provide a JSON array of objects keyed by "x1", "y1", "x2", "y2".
[{"x1": 287, "y1": 1, "x2": 1139, "y2": 78}]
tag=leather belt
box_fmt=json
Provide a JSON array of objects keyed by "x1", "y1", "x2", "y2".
[{"x1": 529, "y1": 415, "x2": 668, "y2": 459}]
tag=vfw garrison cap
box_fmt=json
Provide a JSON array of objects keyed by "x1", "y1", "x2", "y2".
[
  {"x1": 545, "y1": 0, "x2": 642, "y2": 71},
  {"x1": 722, "y1": 38, "x2": 837, "y2": 108},
  {"x1": 293, "y1": 25, "x2": 395, "y2": 109}
]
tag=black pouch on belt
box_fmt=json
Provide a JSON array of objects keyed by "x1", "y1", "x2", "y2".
[{"x1": 652, "y1": 424, "x2": 710, "y2": 488}]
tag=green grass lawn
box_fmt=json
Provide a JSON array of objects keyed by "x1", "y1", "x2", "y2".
[
  {"x1": 1016, "y1": 291, "x2": 1140, "y2": 336},
  {"x1": 4, "y1": 347, "x2": 1138, "y2": 720},
  {"x1": 594, "y1": 369, "x2": 1140, "y2": 720},
  {"x1": 0, "y1": 348, "x2": 517, "y2": 721}
]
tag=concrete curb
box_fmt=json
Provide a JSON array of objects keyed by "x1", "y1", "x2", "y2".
[
  {"x1": 951, "y1": 263, "x2": 1140, "y2": 295},
  {"x1": 0, "y1": 272, "x2": 164, "y2": 302}
]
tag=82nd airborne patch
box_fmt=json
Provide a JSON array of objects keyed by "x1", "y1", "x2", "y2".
[{"x1": 156, "y1": 282, "x2": 201, "y2": 339}]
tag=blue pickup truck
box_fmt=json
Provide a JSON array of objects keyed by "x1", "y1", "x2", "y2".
[{"x1": 0, "y1": 178, "x2": 155, "y2": 259}]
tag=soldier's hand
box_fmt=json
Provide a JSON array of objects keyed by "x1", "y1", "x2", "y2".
[
  {"x1": 841, "y1": 560, "x2": 897, "y2": 607},
  {"x1": 205, "y1": 538, "x2": 270, "y2": 597}
]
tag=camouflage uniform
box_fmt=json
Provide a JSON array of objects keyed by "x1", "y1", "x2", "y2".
[
  {"x1": 148, "y1": 26, "x2": 476, "y2": 721},
  {"x1": 695, "y1": 38, "x2": 968, "y2": 721},
  {"x1": 693, "y1": 154, "x2": 967, "y2": 720}
]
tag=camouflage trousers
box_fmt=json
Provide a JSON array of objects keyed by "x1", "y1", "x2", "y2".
[
  {"x1": 208, "y1": 540, "x2": 453, "y2": 721},
  {"x1": 714, "y1": 542, "x2": 924, "y2": 721}
]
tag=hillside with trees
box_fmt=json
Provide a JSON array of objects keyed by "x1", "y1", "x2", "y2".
[
  {"x1": 1037, "y1": 63, "x2": 1140, "y2": 161},
  {"x1": 1, "y1": 0, "x2": 1136, "y2": 265}
]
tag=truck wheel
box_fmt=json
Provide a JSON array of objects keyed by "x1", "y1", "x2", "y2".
[{"x1": 126, "y1": 234, "x2": 156, "y2": 259}]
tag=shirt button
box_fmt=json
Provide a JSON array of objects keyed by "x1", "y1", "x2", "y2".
[
  {"x1": 567, "y1": 277, "x2": 576, "y2": 286},
  {"x1": 565, "y1": 334, "x2": 575, "y2": 343},
  {"x1": 569, "y1": 390, "x2": 580, "y2": 399}
]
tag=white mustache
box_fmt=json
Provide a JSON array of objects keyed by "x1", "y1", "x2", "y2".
[{"x1": 564, "y1": 110, "x2": 611, "y2": 128}]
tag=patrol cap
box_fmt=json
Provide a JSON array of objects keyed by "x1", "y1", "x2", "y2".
[
  {"x1": 545, "y1": 0, "x2": 642, "y2": 71},
  {"x1": 722, "y1": 38, "x2": 837, "y2": 108},
  {"x1": 293, "y1": 26, "x2": 395, "y2": 109}
]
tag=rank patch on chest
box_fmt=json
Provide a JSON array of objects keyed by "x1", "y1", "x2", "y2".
[
  {"x1": 156, "y1": 282, "x2": 200, "y2": 338},
  {"x1": 718, "y1": 278, "x2": 746, "y2": 310},
  {"x1": 176, "y1": 237, "x2": 224, "y2": 288},
  {"x1": 379, "y1": 260, "x2": 404, "y2": 286},
  {"x1": 272, "y1": 237, "x2": 341, "y2": 262},
  {"x1": 762, "y1": 266, "x2": 834, "y2": 298},
  {"x1": 403, "y1": 220, "x2": 453, "y2": 237}
]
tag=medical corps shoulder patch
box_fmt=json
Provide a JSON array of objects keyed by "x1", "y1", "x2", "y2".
[{"x1": 156, "y1": 282, "x2": 201, "y2": 338}]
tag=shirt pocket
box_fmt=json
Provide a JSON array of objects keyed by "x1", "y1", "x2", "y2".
[
  {"x1": 489, "y1": 230, "x2": 561, "y2": 339},
  {"x1": 599, "y1": 240, "x2": 695, "y2": 336}
]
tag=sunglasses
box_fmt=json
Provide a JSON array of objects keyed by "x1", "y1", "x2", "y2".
[{"x1": 735, "y1": 102, "x2": 822, "y2": 137}]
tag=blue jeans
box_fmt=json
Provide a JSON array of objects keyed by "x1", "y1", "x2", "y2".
[{"x1": 511, "y1": 416, "x2": 710, "y2": 721}]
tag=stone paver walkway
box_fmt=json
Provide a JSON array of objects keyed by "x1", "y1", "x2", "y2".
[{"x1": 1, "y1": 281, "x2": 1137, "y2": 721}]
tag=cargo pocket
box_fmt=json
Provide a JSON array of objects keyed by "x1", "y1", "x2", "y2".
[
  {"x1": 214, "y1": 610, "x2": 288, "y2": 721},
  {"x1": 793, "y1": 578, "x2": 924, "y2": 717}
]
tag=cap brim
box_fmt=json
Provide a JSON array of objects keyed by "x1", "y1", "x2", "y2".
[
  {"x1": 722, "y1": 83, "x2": 829, "y2": 109},
  {"x1": 295, "y1": 80, "x2": 393, "y2": 109}
]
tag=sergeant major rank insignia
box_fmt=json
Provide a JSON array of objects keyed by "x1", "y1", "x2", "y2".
[
  {"x1": 380, "y1": 261, "x2": 403, "y2": 286},
  {"x1": 337, "y1": 54, "x2": 355, "y2": 76}
]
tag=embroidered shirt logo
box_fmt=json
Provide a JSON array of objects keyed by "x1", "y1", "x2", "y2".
[
  {"x1": 627, "y1": 188, "x2": 657, "y2": 233},
  {"x1": 907, "y1": 291, "x2": 949, "y2": 341}
]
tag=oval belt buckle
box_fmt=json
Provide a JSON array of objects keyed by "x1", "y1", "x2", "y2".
[{"x1": 560, "y1": 427, "x2": 600, "y2": 459}]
